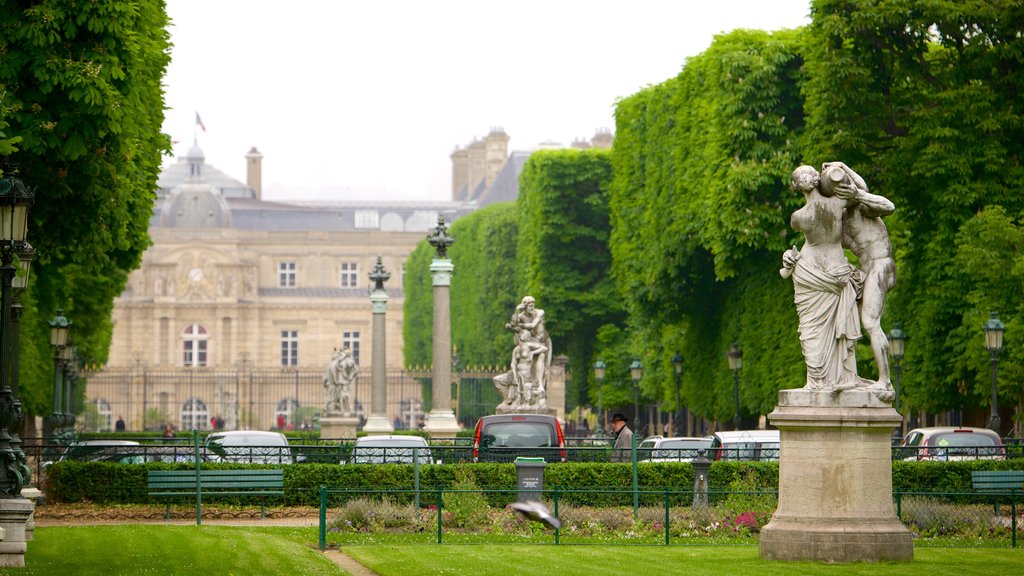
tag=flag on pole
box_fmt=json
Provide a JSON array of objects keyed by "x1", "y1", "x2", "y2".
[{"x1": 195, "y1": 112, "x2": 207, "y2": 132}]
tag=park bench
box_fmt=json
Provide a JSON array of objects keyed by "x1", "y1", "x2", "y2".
[
  {"x1": 147, "y1": 469, "x2": 284, "y2": 521},
  {"x1": 971, "y1": 470, "x2": 1024, "y2": 516}
]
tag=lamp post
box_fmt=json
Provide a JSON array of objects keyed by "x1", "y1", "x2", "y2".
[
  {"x1": 982, "y1": 312, "x2": 1005, "y2": 434},
  {"x1": 672, "y1": 352, "x2": 683, "y2": 436},
  {"x1": 8, "y1": 241, "x2": 33, "y2": 486},
  {"x1": 727, "y1": 343, "x2": 742, "y2": 431},
  {"x1": 48, "y1": 310, "x2": 71, "y2": 441},
  {"x1": 630, "y1": 359, "x2": 643, "y2": 434},
  {"x1": 887, "y1": 323, "x2": 907, "y2": 416},
  {"x1": 0, "y1": 169, "x2": 33, "y2": 496},
  {"x1": 594, "y1": 360, "x2": 605, "y2": 435}
]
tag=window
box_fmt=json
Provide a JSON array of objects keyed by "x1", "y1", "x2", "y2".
[
  {"x1": 278, "y1": 262, "x2": 296, "y2": 288},
  {"x1": 182, "y1": 324, "x2": 208, "y2": 367},
  {"x1": 354, "y1": 210, "x2": 379, "y2": 229},
  {"x1": 280, "y1": 330, "x2": 298, "y2": 366},
  {"x1": 275, "y1": 398, "x2": 300, "y2": 430},
  {"x1": 340, "y1": 262, "x2": 358, "y2": 288},
  {"x1": 180, "y1": 398, "x2": 209, "y2": 431},
  {"x1": 342, "y1": 331, "x2": 360, "y2": 365},
  {"x1": 93, "y1": 398, "x2": 113, "y2": 432}
]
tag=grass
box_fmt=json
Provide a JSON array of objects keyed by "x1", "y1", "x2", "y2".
[
  {"x1": 343, "y1": 545, "x2": 1024, "y2": 576},
  {"x1": 5, "y1": 525, "x2": 1024, "y2": 575},
  {"x1": 0, "y1": 526, "x2": 339, "y2": 576}
]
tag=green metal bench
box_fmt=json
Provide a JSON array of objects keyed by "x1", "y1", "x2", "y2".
[
  {"x1": 971, "y1": 470, "x2": 1023, "y2": 515},
  {"x1": 147, "y1": 469, "x2": 284, "y2": 524}
]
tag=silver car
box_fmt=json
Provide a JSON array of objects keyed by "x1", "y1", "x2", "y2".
[
  {"x1": 348, "y1": 435, "x2": 433, "y2": 464},
  {"x1": 205, "y1": 430, "x2": 293, "y2": 464}
]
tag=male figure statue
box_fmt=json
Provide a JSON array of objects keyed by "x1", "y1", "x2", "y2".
[{"x1": 822, "y1": 162, "x2": 896, "y2": 394}]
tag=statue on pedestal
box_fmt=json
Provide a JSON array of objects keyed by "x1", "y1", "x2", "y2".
[
  {"x1": 494, "y1": 296, "x2": 553, "y2": 411},
  {"x1": 780, "y1": 162, "x2": 896, "y2": 401},
  {"x1": 323, "y1": 348, "x2": 358, "y2": 415}
]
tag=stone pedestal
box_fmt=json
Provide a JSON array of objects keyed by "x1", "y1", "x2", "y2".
[
  {"x1": 320, "y1": 414, "x2": 358, "y2": 439},
  {"x1": 362, "y1": 415, "x2": 394, "y2": 434},
  {"x1": 0, "y1": 498, "x2": 34, "y2": 567},
  {"x1": 422, "y1": 409, "x2": 460, "y2": 439},
  {"x1": 19, "y1": 488, "x2": 41, "y2": 541},
  {"x1": 495, "y1": 405, "x2": 557, "y2": 417},
  {"x1": 759, "y1": 389, "x2": 913, "y2": 563}
]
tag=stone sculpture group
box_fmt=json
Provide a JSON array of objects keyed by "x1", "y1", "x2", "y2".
[
  {"x1": 493, "y1": 296, "x2": 552, "y2": 412},
  {"x1": 323, "y1": 347, "x2": 358, "y2": 415},
  {"x1": 780, "y1": 161, "x2": 896, "y2": 402}
]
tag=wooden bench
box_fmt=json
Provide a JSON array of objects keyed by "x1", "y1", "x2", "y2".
[
  {"x1": 971, "y1": 470, "x2": 1024, "y2": 515},
  {"x1": 148, "y1": 469, "x2": 284, "y2": 522}
]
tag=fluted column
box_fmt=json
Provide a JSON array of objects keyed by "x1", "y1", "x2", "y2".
[
  {"x1": 363, "y1": 257, "x2": 393, "y2": 433},
  {"x1": 423, "y1": 218, "x2": 460, "y2": 438}
]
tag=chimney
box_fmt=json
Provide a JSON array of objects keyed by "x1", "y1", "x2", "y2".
[
  {"x1": 450, "y1": 146, "x2": 469, "y2": 200},
  {"x1": 245, "y1": 146, "x2": 263, "y2": 200},
  {"x1": 466, "y1": 139, "x2": 487, "y2": 200},
  {"x1": 591, "y1": 128, "x2": 613, "y2": 149},
  {"x1": 484, "y1": 127, "x2": 509, "y2": 187}
]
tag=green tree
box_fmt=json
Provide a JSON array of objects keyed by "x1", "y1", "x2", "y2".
[
  {"x1": 0, "y1": 0, "x2": 171, "y2": 418},
  {"x1": 610, "y1": 28, "x2": 806, "y2": 422},
  {"x1": 518, "y1": 149, "x2": 624, "y2": 409},
  {"x1": 801, "y1": 0, "x2": 1024, "y2": 421}
]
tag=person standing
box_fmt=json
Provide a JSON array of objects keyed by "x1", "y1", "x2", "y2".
[
  {"x1": 610, "y1": 413, "x2": 633, "y2": 462},
  {"x1": 115, "y1": 416, "x2": 126, "y2": 432}
]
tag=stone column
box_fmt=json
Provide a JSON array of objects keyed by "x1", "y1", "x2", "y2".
[
  {"x1": 423, "y1": 218, "x2": 460, "y2": 438},
  {"x1": 363, "y1": 257, "x2": 393, "y2": 433},
  {"x1": 0, "y1": 498, "x2": 33, "y2": 567},
  {"x1": 759, "y1": 389, "x2": 913, "y2": 562}
]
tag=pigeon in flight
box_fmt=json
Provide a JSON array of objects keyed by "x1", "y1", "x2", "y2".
[{"x1": 509, "y1": 500, "x2": 561, "y2": 530}]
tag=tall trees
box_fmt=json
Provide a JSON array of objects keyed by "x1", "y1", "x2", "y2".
[{"x1": 0, "y1": 0, "x2": 171, "y2": 417}]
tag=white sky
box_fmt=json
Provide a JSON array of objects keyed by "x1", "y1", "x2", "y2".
[{"x1": 162, "y1": 0, "x2": 811, "y2": 202}]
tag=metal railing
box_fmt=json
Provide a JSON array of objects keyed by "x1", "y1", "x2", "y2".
[{"x1": 317, "y1": 486, "x2": 1021, "y2": 549}]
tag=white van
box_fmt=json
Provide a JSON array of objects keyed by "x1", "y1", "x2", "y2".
[{"x1": 712, "y1": 430, "x2": 780, "y2": 461}]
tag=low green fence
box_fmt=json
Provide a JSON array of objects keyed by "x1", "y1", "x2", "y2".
[{"x1": 318, "y1": 487, "x2": 1022, "y2": 549}]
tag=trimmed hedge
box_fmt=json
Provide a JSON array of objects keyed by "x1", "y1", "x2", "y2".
[{"x1": 45, "y1": 459, "x2": 1023, "y2": 507}]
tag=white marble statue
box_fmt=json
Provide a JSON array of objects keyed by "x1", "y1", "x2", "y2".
[
  {"x1": 323, "y1": 348, "x2": 358, "y2": 414},
  {"x1": 494, "y1": 296, "x2": 553, "y2": 411},
  {"x1": 781, "y1": 163, "x2": 895, "y2": 402}
]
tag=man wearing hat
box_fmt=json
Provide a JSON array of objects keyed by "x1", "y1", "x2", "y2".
[{"x1": 610, "y1": 413, "x2": 633, "y2": 462}]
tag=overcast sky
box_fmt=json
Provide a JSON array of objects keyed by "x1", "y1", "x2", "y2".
[{"x1": 161, "y1": 0, "x2": 811, "y2": 202}]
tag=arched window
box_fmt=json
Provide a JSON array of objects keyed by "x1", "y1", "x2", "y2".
[
  {"x1": 182, "y1": 324, "x2": 208, "y2": 367},
  {"x1": 275, "y1": 398, "x2": 299, "y2": 430},
  {"x1": 92, "y1": 398, "x2": 113, "y2": 432},
  {"x1": 180, "y1": 397, "x2": 209, "y2": 431}
]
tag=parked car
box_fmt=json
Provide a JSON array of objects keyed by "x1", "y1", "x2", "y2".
[
  {"x1": 472, "y1": 414, "x2": 566, "y2": 463},
  {"x1": 711, "y1": 430, "x2": 780, "y2": 461},
  {"x1": 347, "y1": 435, "x2": 433, "y2": 464},
  {"x1": 205, "y1": 430, "x2": 293, "y2": 464},
  {"x1": 899, "y1": 427, "x2": 1005, "y2": 461},
  {"x1": 42, "y1": 440, "x2": 144, "y2": 468},
  {"x1": 637, "y1": 436, "x2": 716, "y2": 462}
]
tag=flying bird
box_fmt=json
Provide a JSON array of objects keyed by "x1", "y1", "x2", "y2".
[{"x1": 509, "y1": 500, "x2": 561, "y2": 530}]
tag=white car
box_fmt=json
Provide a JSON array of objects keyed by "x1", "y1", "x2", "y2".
[
  {"x1": 712, "y1": 430, "x2": 780, "y2": 461},
  {"x1": 205, "y1": 430, "x2": 293, "y2": 464},
  {"x1": 348, "y1": 435, "x2": 433, "y2": 464},
  {"x1": 637, "y1": 436, "x2": 716, "y2": 462},
  {"x1": 900, "y1": 427, "x2": 1004, "y2": 461}
]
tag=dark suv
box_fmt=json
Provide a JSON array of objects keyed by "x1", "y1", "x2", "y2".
[{"x1": 472, "y1": 414, "x2": 566, "y2": 463}]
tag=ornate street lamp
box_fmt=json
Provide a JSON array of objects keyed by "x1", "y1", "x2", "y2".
[
  {"x1": 982, "y1": 312, "x2": 1005, "y2": 434},
  {"x1": 48, "y1": 310, "x2": 71, "y2": 439},
  {"x1": 887, "y1": 323, "x2": 907, "y2": 415},
  {"x1": 7, "y1": 241, "x2": 33, "y2": 486},
  {"x1": 593, "y1": 360, "x2": 606, "y2": 435},
  {"x1": 0, "y1": 169, "x2": 33, "y2": 496},
  {"x1": 727, "y1": 343, "x2": 743, "y2": 431},
  {"x1": 630, "y1": 359, "x2": 643, "y2": 433},
  {"x1": 671, "y1": 352, "x2": 684, "y2": 436}
]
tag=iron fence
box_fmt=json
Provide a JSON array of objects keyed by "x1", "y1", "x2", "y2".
[
  {"x1": 80, "y1": 368, "x2": 507, "y2": 434},
  {"x1": 317, "y1": 486, "x2": 1021, "y2": 548}
]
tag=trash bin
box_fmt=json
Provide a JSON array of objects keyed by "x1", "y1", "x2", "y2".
[{"x1": 515, "y1": 457, "x2": 546, "y2": 502}]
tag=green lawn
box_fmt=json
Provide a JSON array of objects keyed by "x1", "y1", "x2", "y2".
[
  {"x1": 0, "y1": 526, "x2": 340, "y2": 576},
  {"x1": 5, "y1": 526, "x2": 1024, "y2": 576},
  {"x1": 344, "y1": 545, "x2": 1024, "y2": 576}
]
